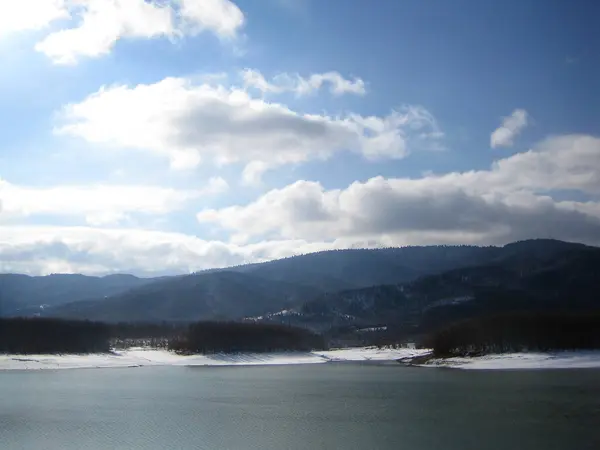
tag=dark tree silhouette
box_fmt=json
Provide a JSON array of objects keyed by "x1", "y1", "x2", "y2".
[
  {"x1": 170, "y1": 321, "x2": 326, "y2": 354},
  {"x1": 423, "y1": 311, "x2": 600, "y2": 356},
  {"x1": 0, "y1": 318, "x2": 110, "y2": 354},
  {"x1": 0, "y1": 319, "x2": 326, "y2": 354}
]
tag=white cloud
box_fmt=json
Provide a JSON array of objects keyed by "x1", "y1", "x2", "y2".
[
  {"x1": 24, "y1": 0, "x2": 244, "y2": 64},
  {"x1": 0, "y1": 0, "x2": 69, "y2": 37},
  {"x1": 203, "y1": 176, "x2": 230, "y2": 194},
  {"x1": 2, "y1": 136, "x2": 599, "y2": 276},
  {"x1": 198, "y1": 135, "x2": 600, "y2": 245},
  {"x1": 490, "y1": 108, "x2": 529, "y2": 148},
  {"x1": 0, "y1": 177, "x2": 227, "y2": 226},
  {"x1": 178, "y1": 0, "x2": 244, "y2": 39},
  {"x1": 56, "y1": 76, "x2": 443, "y2": 183},
  {"x1": 35, "y1": 0, "x2": 174, "y2": 65},
  {"x1": 242, "y1": 69, "x2": 366, "y2": 96},
  {"x1": 0, "y1": 226, "x2": 335, "y2": 276}
]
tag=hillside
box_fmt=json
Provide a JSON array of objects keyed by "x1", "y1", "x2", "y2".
[
  {"x1": 45, "y1": 271, "x2": 322, "y2": 322},
  {"x1": 250, "y1": 240, "x2": 600, "y2": 337},
  {"x1": 15, "y1": 244, "x2": 499, "y2": 321},
  {"x1": 227, "y1": 245, "x2": 498, "y2": 289},
  {"x1": 5, "y1": 239, "x2": 598, "y2": 326},
  {"x1": 0, "y1": 273, "x2": 152, "y2": 317}
]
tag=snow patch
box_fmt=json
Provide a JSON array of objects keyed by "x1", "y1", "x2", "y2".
[
  {"x1": 0, "y1": 347, "x2": 426, "y2": 371},
  {"x1": 5, "y1": 348, "x2": 598, "y2": 371},
  {"x1": 315, "y1": 347, "x2": 429, "y2": 362},
  {"x1": 0, "y1": 349, "x2": 327, "y2": 370},
  {"x1": 357, "y1": 326, "x2": 388, "y2": 333},
  {"x1": 419, "y1": 351, "x2": 600, "y2": 370}
]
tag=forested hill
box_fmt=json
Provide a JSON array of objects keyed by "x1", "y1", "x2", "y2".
[
  {"x1": 3, "y1": 243, "x2": 501, "y2": 320},
  {"x1": 249, "y1": 240, "x2": 600, "y2": 334},
  {"x1": 0, "y1": 274, "x2": 152, "y2": 317},
  {"x1": 222, "y1": 245, "x2": 496, "y2": 290},
  {"x1": 46, "y1": 271, "x2": 323, "y2": 323},
  {"x1": 30, "y1": 243, "x2": 508, "y2": 322},
  {"x1": 2, "y1": 239, "x2": 598, "y2": 326},
  {"x1": 214, "y1": 239, "x2": 589, "y2": 290}
]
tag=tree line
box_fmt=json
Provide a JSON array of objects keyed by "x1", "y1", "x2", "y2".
[
  {"x1": 0, "y1": 318, "x2": 325, "y2": 354},
  {"x1": 171, "y1": 321, "x2": 326, "y2": 354},
  {"x1": 109, "y1": 321, "x2": 187, "y2": 349},
  {"x1": 0, "y1": 318, "x2": 110, "y2": 354},
  {"x1": 423, "y1": 311, "x2": 600, "y2": 356}
]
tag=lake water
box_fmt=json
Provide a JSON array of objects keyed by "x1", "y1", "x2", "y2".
[{"x1": 1, "y1": 364, "x2": 599, "y2": 449}]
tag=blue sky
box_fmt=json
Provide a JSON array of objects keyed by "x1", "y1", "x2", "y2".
[{"x1": 0, "y1": 0, "x2": 598, "y2": 275}]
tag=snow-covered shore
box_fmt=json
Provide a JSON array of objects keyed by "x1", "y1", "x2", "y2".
[
  {"x1": 414, "y1": 351, "x2": 600, "y2": 370},
  {"x1": 313, "y1": 347, "x2": 428, "y2": 362},
  {"x1": 3, "y1": 348, "x2": 600, "y2": 371},
  {"x1": 0, "y1": 347, "x2": 428, "y2": 371}
]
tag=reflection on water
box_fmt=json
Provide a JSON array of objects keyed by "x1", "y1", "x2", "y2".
[{"x1": 1, "y1": 364, "x2": 599, "y2": 450}]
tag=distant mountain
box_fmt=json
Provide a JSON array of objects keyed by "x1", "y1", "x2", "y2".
[
  {"x1": 249, "y1": 240, "x2": 600, "y2": 333},
  {"x1": 6, "y1": 239, "x2": 597, "y2": 326},
  {"x1": 226, "y1": 245, "x2": 499, "y2": 289},
  {"x1": 0, "y1": 273, "x2": 152, "y2": 317},
  {"x1": 40, "y1": 244, "x2": 502, "y2": 322},
  {"x1": 46, "y1": 271, "x2": 322, "y2": 322}
]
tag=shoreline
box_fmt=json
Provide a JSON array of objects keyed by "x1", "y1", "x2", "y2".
[
  {"x1": 0, "y1": 347, "x2": 428, "y2": 371},
  {"x1": 3, "y1": 347, "x2": 600, "y2": 371},
  {"x1": 402, "y1": 350, "x2": 600, "y2": 370}
]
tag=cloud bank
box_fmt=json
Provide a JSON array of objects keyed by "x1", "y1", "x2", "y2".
[
  {"x1": 0, "y1": 177, "x2": 227, "y2": 226},
  {"x1": 0, "y1": 226, "x2": 336, "y2": 276},
  {"x1": 198, "y1": 135, "x2": 600, "y2": 246},
  {"x1": 2, "y1": 135, "x2": 599, "y2": 276}
]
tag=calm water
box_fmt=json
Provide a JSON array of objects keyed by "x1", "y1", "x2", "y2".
[{"x1": 1, "y1": 364, "x2": 599, "y2": 450}]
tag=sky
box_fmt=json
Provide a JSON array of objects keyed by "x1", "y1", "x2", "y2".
[{"x1": 0, "y1": 0, "x2": 599, "y2": 276}]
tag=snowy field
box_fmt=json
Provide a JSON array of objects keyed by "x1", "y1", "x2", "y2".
[
  {"x1": 314, "y1": 347, "x2": 428, "y2": 362},
  {"x1": 0, "y1": 349, "x2": 324, "y2": 370},
  {"x1": 0, "y1": 347, "x2": 426, "y2": 371},
  {"x1": 2, "y1": 348, "x2": 600, "y2": 371},
  {"x1": 418, "y1": 351, "x2": 600, "y2": 370}
]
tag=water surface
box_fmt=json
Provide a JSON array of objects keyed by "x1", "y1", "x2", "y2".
[{"x1": 1, "y1": 364, "x2": 599, "y2": 449}]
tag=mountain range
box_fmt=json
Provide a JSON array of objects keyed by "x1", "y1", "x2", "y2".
[
  {"x1": 264, "y1": 240, "x2": 599, "y2": 334},
  {"x1": 1, "y1": 239, "x2": 598, "y2": 337}
]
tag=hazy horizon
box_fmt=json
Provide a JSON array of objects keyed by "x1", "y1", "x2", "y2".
[{"x1": 0, "y1": 237, "x2": 593, "y2": 277}]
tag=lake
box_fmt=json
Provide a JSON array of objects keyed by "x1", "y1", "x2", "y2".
[{"x1": 1, "y1": 364, "x2": 599, "y2": 449}]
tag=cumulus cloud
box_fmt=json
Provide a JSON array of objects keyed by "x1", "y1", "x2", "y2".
[
  {"x1": 35, "y1": 0, "x2": 174, "y2": 64},
  {"x1": 198, "y1": 134, "x2": 600, "y2": 245},
  {"x1": 4, "y1": 0, "x2": 245, "y2": 64},
  {"x1": 490, "y1": 109, "x2": 529, "y2": 148},
  {"x1": 242, "y1": 69, "x2": 366, "y2": 96},
  {"x1": 0, "y1": 0, "x2": 69, "y2": 36},
  {"x1": 56, "y1": 76, "x2": 443, "y2": 183},
  {"x1": 2, "y1": 136, "x2": 599, "y2": 276},
  {"x1": 178, "y1": 0, "x2": 244, "y2": 38},
  {"x1": 0, "y1": 177, "x2": 227, "y2": 226}
]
